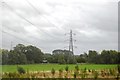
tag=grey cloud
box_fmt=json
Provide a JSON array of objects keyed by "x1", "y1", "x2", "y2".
[{"x1": 1, "y1": 0, "x2": 118, "y2": 54}]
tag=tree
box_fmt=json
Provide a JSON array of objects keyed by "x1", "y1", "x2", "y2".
[
  {"x1": 8, "y1": 50, "x2": 19, "y2": 64},
  {"x1": 52, "y1": 49, "x2": 76, "y2": 64},
  {"x1": 75, "y1": 53, "x2": 88, "y2": 63},
  {"x1": 18, "y1": 53, "x2": 27, "y2": 64},
  {"x1": 10, "y1": 44, "x2": 27, "y2": 64},
  {"x1": 13, "y1": 44, "x2": 26, "y2": 54},
  {"x1": 43, "y1": 53, "x2": 53, "y2": 63},
  {"x1": 63, "y1": 50, "x2": 76, "y2": 64},
  {"x1": 52, "y1": 49, "x2": 64, "y2": 63},
  {"x1": 25, "y1": 45, "x2": 43, "y2": 63},
  {"x1": 2, "y1": 49, "x2": 9, "y2": 65},
  {"x1": 88, "y1": 50, "x2": 99, "y2": 63},
  {"x1": 7, "y1": 44, "x2": 43, "y2": 64},
  {"x1": 58, "y1": 53, "x2": 65, "y2": 64},
  {"x1": 101, "y1": 50, "x2": 112, "y2": 64},
  {"x1": 118, "y1": 52, "x2": 120, "y2": 64}
]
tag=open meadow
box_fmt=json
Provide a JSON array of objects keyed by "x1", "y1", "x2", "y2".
[{"x1": 1, "y1": 64, "x2": 117, "y2": 72}]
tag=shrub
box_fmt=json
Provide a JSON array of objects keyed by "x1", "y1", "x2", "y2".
[
  {"x1": 109, "y1": 69, "x2": 114, "y2": 76},
  {"x1": 83, "y1": 67, "x2": 87, "y2": 73},
  {"x1": 74, "y1": 71, "x2": 79, "y2": 78},
  {"x1": 116, "y1": 65, "x2": 120, "y2": 80},
  {"x1": 51, "y1": 68, "x2": 55, "y2": 76},
  {"x1": 17, "y1": 66, "x2": 26, "y2": 74},
  {"x1": 65, "y1": 66, "x2": 69, "y2": 72},
  {"x1": 75, "y1": 65, "x2": 79, "y2": 71},
  {"x1": 81, "y1": 73, "x2": 86, "y2": 79},
  {"x1": 73, "y1": 71, "x2": 77, "y2": 78},
  {"x1": 59, "y1": 68, "x2": 63, "y2": 78},
  {"x1": 117, "y1": 65, "x2": 120, "y2": 74},
  {"x1": 94, "y1": 71, "x2": 99, "y2": 79}
]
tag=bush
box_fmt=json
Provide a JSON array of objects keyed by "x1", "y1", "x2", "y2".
[
  {"x1": 75, "y1": 65, "x2": 79, "y2": 71},
  {"x1": 73, "y1": 71, "x2": 77, "y2": 78},
  {"x1": 17, "y1": 66, "x2": 26, "y2": 74},
  {"x1": 117, "y1": 65, "x2": 120, "y2": 74},
  {"x1": 74, "y1": 71, "x2": 79, "y2": 78},
  {"x1": 83, "y1": 67, "x2": 87, "y2": 73},
  {"x1": 94, "y1": 71, "x2": 99, "y2": 79},
  {"x1": 59, "y1": 68, "x2": 63, "y2": 77},
  {"x1": 51, "y1": 68, "x2": 55, "y2": 76},
  {"x1": 65, "y1": 66, "x2": 69, "y2": 72},
  {"x1": 109, "y1": 69, "x2": 114, "y2": 76},
  {"x1": 81, "y1": 73, "x2": 86, "y2": 79}
]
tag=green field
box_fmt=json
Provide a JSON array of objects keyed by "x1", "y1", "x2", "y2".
[{"x1": 1, "y1": 64, "x2": 117, "y2": 72}]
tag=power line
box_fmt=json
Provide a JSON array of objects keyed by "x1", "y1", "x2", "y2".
[
  {"x1": 2, "y1": 1, "x2": 66, "y2": 50},
  {"x1": 2, "y1": 24, "x2": 48, "y2": 42},
  {"x1": 2, "y1": 24, "x2": 19, "y2": 33},
  {"x1": 2, "y1": 30, "x2": 33, "y2": 45},
  {"x1": 2, "y1": 30, "x2": 45, "y2": 49},
  {"x1": 26, "y1": 0, "x2": 64, "y2": 31},
  {"x1": 2, "y1": 1, "x2": 57, "y2": 39}
]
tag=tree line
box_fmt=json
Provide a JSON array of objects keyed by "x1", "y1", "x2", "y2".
[{"x1": 1, "y1": 44, "x2": 120, "y2": 65}]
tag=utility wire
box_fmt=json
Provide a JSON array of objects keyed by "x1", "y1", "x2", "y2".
[
  {"x1": 2, "y1": 1, "x2": 57, "y2": 39},
  {"x1": 3, "y1": 29, "x2": 48, "y2": 49},
  {"x1": 26, "y1": 0, "x2": 58, "y2": 28},
  {"x1": 2, "y1": 30, "x2": 45, "y2": 49},
  {"x1": 2, "y1": 30, "x2": 33, "y2": 45},
  {"x1": 2, "y1": 24, "x2": 48, "y2": 42},
  {"x1": 26, "y1": 0, "x2": 64, "y2": 32}
]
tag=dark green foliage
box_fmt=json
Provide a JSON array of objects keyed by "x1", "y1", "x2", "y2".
[
  {"x1": 75, "y1": 53, "x2": 87, "y2": 63},
  {"x1": 88, "y1": 50, "x2": 99, "y2": 64},
  {"x1": 76, "y1": 50, "x2": 119, "y2": 64},
  {"x1": 117, "y1": 65, "x2": 120, "y2": 74},
  {"x1": 59, "y1": 68, "x2": 63, "y2": 77},
  {"x1": 25, "y1": 45, "x2": 44, "y2": 63},
  {"x1": 118, "y1": 52, "x2": 120, "y2": 64},
  {"x1": 75, "y1": 65, "x2": 79, "y2": 71},
  {"x1": 1, "y1": 49, "x2": 9, "y2": 65},
  {"x1": 73, "y1": 71, "x2": 77, "y2": 78},
  {"x1": 74, "y1": 65, "x2": 79, "y2": 78},
  {"x1": 52, "y1": 49, "x2": 76, "y2": 64},
  {"x1": 17, "y1": 66, "x2": 26, "y2": 74},
  {"x1": 65, "y1": 66, "x2": 69, "y2": 72},
  {"x1": 1, "y1": 44, "x2": 119, "y2": 65},
  {"x1": 100, "y1": 50, "x2": 118, "y2": 64},
  {"x1": 58, "y1": 54, "x2": 66, "y2": 64},
  {"x1": 51, "y1": 68, "x2": 55, "y2": 76},
  {"x1": 83, "y1": 67, "x2": 87, "y2": 73},
  {"x1": 59, "y1": 68, "x2": 63, "y2": 74},
  {"x1": 2, "y1": 44, "x2": 43, "y2": 65},
  {"x1": 43, "y1": 53, "x2": 53, "y2": 63}
]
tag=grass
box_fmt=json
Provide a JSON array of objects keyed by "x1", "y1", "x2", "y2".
[{"x1": 0, "y1": 64, "x2": 117, "y2": 72}]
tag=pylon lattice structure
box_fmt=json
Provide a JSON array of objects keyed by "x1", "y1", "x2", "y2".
[{"x1": 69, "y1": 30, "x2": 74, "y2": 54}]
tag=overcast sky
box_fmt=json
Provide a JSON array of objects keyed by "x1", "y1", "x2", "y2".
[{"x1": 1, "y1": 0, "x2": 119, "y2": 54}]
